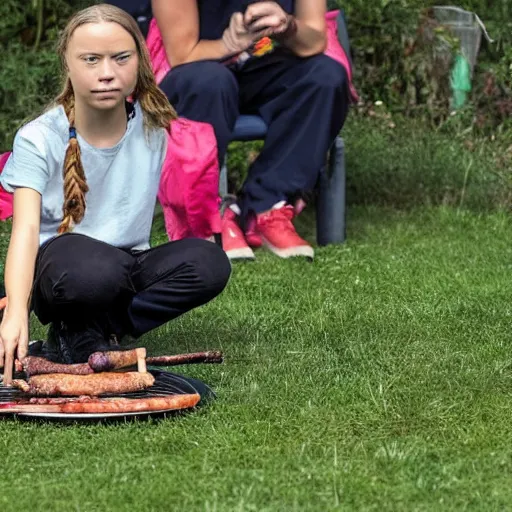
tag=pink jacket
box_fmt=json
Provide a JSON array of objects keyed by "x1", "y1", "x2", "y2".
[
  {"x1": 0, "y1": 152, "x2": 13, "y2": 221},
  {"x1": 159, "y1": 118, "x2": 221, "y2": 240}
]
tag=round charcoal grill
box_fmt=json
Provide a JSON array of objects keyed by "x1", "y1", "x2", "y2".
[{"x1": 0, "y1": 368, "x2": 215, "y2": 422}]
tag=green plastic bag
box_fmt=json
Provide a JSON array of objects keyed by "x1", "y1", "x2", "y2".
[{"x1": 450, "y1": 54, "x2": 472, "y2": 109}]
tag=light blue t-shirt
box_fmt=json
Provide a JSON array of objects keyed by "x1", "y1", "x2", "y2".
[{"x1": 0, "y1": 102, "x2": 167, "y2": 250}]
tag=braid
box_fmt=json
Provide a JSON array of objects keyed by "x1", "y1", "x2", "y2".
[{"x1": 58, "y1": 100, "x2": 89, "y2": 234}]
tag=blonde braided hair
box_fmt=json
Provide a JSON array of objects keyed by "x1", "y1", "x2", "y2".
[{"x1": 54, "y1": 4, "x2": 177, "y2": 233}]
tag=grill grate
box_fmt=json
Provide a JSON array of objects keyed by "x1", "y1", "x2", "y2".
[{"x1": 0, "y1": 368, "x2": 214, "y2": 404}]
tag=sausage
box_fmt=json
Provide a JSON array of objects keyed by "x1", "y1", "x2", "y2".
[
  {"x1": 12, "y1": 379, "x2": 30, "y2": 393},
  {"x1": 12, "y1": 371, "x2": 155, "y2": 396},
  {"x1": 147, "y1": 351, "x2": 223, "y2": 366},
  {"x1": 88, "y1": 348, "x2": 145, "y2": 372},
  {"x1": 0, "y1": 394, "x2": 200, "y2": 414},
  {"x1": 87, "y1": 348, "x2": 224, "y2": 371},
  {"x1": 22, "y1": 356, "x2": 93, "y2": 377},
  {"x1": 61, "y1": 394, "x2": 200, "y2": 413}
]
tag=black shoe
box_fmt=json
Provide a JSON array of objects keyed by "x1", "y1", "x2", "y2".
[
  {"x1": 47, "y1": 318, "x2": 115, "y2": 364},
  {"x1": 27, "y1": 338, "x2": 61, "y2": 362}
]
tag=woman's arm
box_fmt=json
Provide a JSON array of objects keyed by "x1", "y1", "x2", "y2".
[
  {"x1": 5, "y1": 189, "x2": 40, "y2": 314},
  {"x1": 285, "y1": 0, "x2": 327, "y2": 56},
  {"x1": 151, "y1": 0, "x2": 273, "y2": 67},
  {"x1": 151, "y1": 0, "x2": 231, "y2": 66},
  {"x1": 0, "y1": 188, "x2": 41, "y2": 384}
]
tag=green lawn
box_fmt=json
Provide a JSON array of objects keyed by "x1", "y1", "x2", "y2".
[{"x1": 1, "y1": 206, "x2": 512, "y2": 511}]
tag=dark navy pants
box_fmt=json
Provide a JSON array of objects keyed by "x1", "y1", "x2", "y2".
[
  {"x1": 31, "y1": 234, "x2": 231, "y2": 337},
  {"x1": 159, "y1": 50, "x2": 350, "y2": 217}
]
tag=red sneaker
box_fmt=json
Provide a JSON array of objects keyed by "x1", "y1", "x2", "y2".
[
  {"x1": 244, "y1": 214, "x2": 263, "y2": 248},
  {"x1": 256, "y1": 205, "x2": 314, "y2": 259},
  {"x1": 222, "y1": 208, "x2": 255, "y2": 260}
]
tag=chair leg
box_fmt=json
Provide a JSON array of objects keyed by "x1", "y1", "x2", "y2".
[
  {"x1": 214, "y1": 156, "x2": 230, "y2": 247},
  {"x1": 316, "y1": 136, "x2": 346, "y2": 246},
  {"x1": 219, "y1": 155, "x2": 229, "y2": 198}
]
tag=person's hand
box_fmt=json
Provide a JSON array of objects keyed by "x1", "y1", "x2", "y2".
[
  {"x1": 222, "y1": 12, "x2": 273, "y2": 55},
  {"x1": 0, "y1": 309, "x2": 29, "y2": 386},
  {"x1": 243, "y1": 2, "x2": 292, "y2": 37}
]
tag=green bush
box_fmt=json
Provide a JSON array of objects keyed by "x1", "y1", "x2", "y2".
[
  {"x1": 327, "y1": 0, "x2": 511, "y2": 130},
  {"x1": 0, "y1": 0, "x2": 89, "y2": 150},
  {"x1": 0, "y1": 44, "x2": 60, "y2": 151}
]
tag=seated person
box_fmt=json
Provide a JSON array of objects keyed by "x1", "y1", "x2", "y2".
[{"x1": 152, "y1": 0, "x2": 351, "y2": 260}]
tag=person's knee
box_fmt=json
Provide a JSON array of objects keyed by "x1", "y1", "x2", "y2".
[
  {"x1": 302, "y1": 55, "x2": 348, "y2": 94},
  {"x1": 51, "y1": 259, "x2": 129, "y2": 306},
  {"x1": 40, "y1": 235, "x2": 132, "y2": 306},
  {"x1": 184, "y1": 239, "x2": 232, "y2": 298},
  {"x1": 165, "y1": 62, "x2": 239, "y2": 100}
]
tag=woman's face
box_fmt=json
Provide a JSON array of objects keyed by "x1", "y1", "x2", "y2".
[{"x1": 65, "y1": 21, "x2": 139, "y2": 111}]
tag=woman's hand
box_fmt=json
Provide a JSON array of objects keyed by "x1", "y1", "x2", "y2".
[
  {"x1": 222, "y1": 11, "x2": 275, "y2": 55},
  {"x1": 243, "y1": 2, "x2": 292, "y2": 37},
  {"x1": 0, "y1": 309, "x2": 29, "y2": 386}
]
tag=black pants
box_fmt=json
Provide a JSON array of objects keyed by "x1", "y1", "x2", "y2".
[
  {"x1": 159, "y1": 50, "x2": 350, "y2": 218},
  {"x1": 31, "y1": 234, "x2": 231, "y2": 337}
]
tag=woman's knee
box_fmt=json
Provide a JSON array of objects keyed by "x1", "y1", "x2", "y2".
[
  {"x1": 161, "y1": 61, "x2": 239, "y2": 101},
  {"x1": 178, "y1": 239, "x2": 232, "y2": 298},
  {"x1": 36, "y1": 234, "x2": 134, "y2": 307},
  {"x1": 301, "y1": 55, "x2": 349, "y2": 94}
]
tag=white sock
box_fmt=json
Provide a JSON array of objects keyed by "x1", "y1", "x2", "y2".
[{"x1": 229, "y1": 203, "x2": 241, "y2": 215}]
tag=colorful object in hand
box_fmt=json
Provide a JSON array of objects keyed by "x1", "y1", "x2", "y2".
[
  {"x1": 252, "y1": 37, "x2": 276, "y2": 57},
  {"x1": 224, "y1": 36, "x2": 279, "y2": 68}
]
